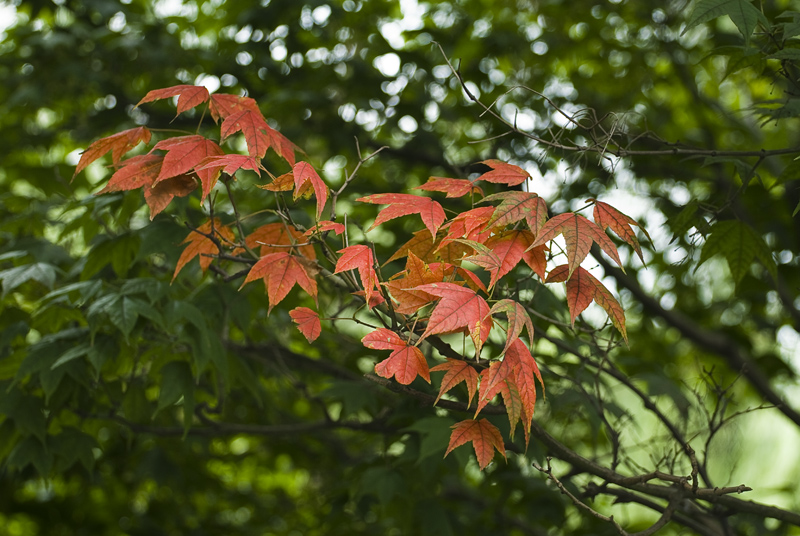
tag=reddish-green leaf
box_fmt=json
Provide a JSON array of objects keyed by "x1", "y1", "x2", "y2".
[
  {"x1": 481, "y1": 191, "x2": 548, "y2": 235},
  {"x1": 477, "y1": 160, "x2": 530, "y2": 186},
  {"x1": 476, "y1": 360, "x2": 515, "y2": 416},
  {"x1": 441, "y1": 207, "x2": 496, "y2": 247},
  {"x1": 173, "y1": 219, "x2": 235, "y2": 281},
  {"x1": 136, "y1": 84, "x2": 210, "y2": 115},
  {"x1": 444, "y1": 418, "x2": 506, "y2": 470},
  {"x1": 457, "y1": 239, "x2": 503, "y2": 289},
  {"x1": 289, "y1": 307, "x2": 321, "y2": 343},
  {"x1": 593, "y1": 200, "x2": 648, "y2": 263},
  {"x1": 386, "y1": 230, "x2": 438, "y2": 264},
  {"x1": 430, "y1": 359, "x2": 479, "y2": 407},
  {"x1": 357, "y1": 193, "x2": 445, "y2": 239},
  {"x1": 415, "y1": 177, "x2": 483, "y2": 198},
  {"x1": 335, "y1": 245, "x2": 379, "y2": 307},
  {"x1": 531, "y1": 212, "x2": 622, "y2": 278},
  {"x1": 413, "y1": 282, "x2": 492, "y2": 355},
  {"x1": 74, "y1": 126, "x2": 151, "y2": 178},
  {"x1": 489, "y1": 299, "x2": 534, "y2": 355},
  {"x1": 503, "y1": 339, "x2": 544, "y2": 446},
  {"x1": 241, "y1": 252, "x2": 318, "y2": 312},
  {"x1": 547, "y1": 265, "x2": 627, "y2": 342},
  {"x1": 293, "y1": 162, "x2": 329, "y2": 220},
  {"x1": 363, "y1": 328, "x2": 430, "y2": 385}
]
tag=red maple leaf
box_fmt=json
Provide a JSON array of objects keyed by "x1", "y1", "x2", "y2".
[
  {"x1": 531, "y1": 212, "x2": 622, "y2": 278},
  {"x1": 415, "y1": 177, "x2": 483, "y2": 198},
  {"x1": 209, "y1": 93, "x2": 261, "y2": 122},
  {"x1": 195, "y1": 154, "x2": 263, "y2": 177},
  {"x1": 220, "y1": 109, "x2": 298, "y2": 164},
  {"x1": 304, "y1": 220, "x2": 345, "y2": 236},
  {"x1": 244, "y1": 222, "x2": 315, "y2": 260},
  {"x1": 430, "y1": 359, "x2": 479, "y2": 407},
  {"x1": 152, "y1": 135, "x2": 224, "y2": 201},
  {"x1": 334, "y1": 245, "x2": 379, "y2": 307},
  {"x1": 293, "y1": 162, "x2": 329, "y2": 220},
  {"x1": 144, "y1": 174, "x2": 197, "y2": 220},
  {"x1": 289, "y1": 307, "x2": 321, "y2": 343},
  {"x1": 136, "y1": 84, "x2": 210, "y2": 116},
  {"x1": 546, "y1": 265, "x2": 627, "y2": 342},
  {"x1": 489, "y1": 299, "x2": 534, "y2": 355},
  {"x1": 481, "y1": 191, "x2": 548, "y2": 236},
  {"x1": 444, "y1": 418, "x2": 506, "y2": 470},
  {"x1": 475, "y1": 360, "x2": 515, "y2": 416},
  {"x1": 477, "y1": 160, "x2": 530, "y2": 186},
  {"x1": 592, "y1": 200, "x2": 649, "y2": 263},
  {"x1": 485, "y1": 230, "x2": 547, "y2": 283},
  {"x1": 74, "y1": 126, "x2": 151, "y2": 178},
  {"x1": 413, "y1": 282, "x2": 492, "y2": 355},
  {"x1": 357, "y1": 193, "x2": 445, "y2": 240},
  {"x1": 173, "y1": 219, "x2": 236, "y2": 281},
  {"x1": 440, "y1": 206, "x2": 496, "y2": 248},
  {"x1": 362, "y1": 328, "x2": 430, "y2": 385},
  {"x1": 241, "y1": 252, "x2": 318, "y2": 311},
  {"x1": 96, "y1": 154, "x2": 163, "y2": 194}
]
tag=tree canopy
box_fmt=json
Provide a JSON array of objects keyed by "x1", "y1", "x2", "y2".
[{"x1": 1, "y1": 1, "x2": 800, "y2": 535}]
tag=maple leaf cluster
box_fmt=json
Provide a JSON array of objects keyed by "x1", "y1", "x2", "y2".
[{"x1": 74, "y1": 85, "x2": 648, "y2": 471}]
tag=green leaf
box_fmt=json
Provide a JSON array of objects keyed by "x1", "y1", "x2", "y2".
[
  {"x1": 81, "y1": 232, "x2": 141, "y2": 279},
  {"x1": 793, "y1": 199, "x2": 800, "y2": 217},
  {"x1": 7, "y1": 436, "x2": 51, "y2": 476},
  {"x1": 8, "y1": 394, "x2": 47, "y2": 442},
  {"x1": 51, "y1": 427, "x2": 98, "y2": 472},
  {"x1": 156, "y1": 360, "x2": 195, "y2": 434},
  {"x1": 107, "y1": 296, "x2": 140, "y2": 339},
  {"x1": 122, "y1": 381, "x2": 153, "y2": 424},
  {"x1": 698, "y1": 220, "x2": 777, "y2": 284},
  {"x1": 768, "y1": 48, "x2": 800, "y2": 60},
  {"x1": 685, "y1": 0, "x2": 768, "y2": 44},
  {"x1": 669, "y1": 201, "x2": 700, "y2": 243},
  {"x1": 51, "y1": 342, "x2": 91, "y2": 370},
  {"x1": 0, "y1": 263, "x2": 58, "y2": 298},
  {"x1": 404, "y1": 416, "x2": 456, "y2": 462}
]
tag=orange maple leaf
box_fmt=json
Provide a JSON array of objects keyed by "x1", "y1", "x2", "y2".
[
  {"x1": 244, "y1": 222, "x2": 315, "y2": 260},
  {"x1": 486, "y1": 230, "x2": 546, "y2": 282},
  {"x1": 531, "y1": 212, "x2": 622, "y2": 278},
  {"x1": 362, "y1": 328, "x2": 430, "y2": 385},
  {"x1": 430, "y1": 359, "x2": 479, "y2": 407},
  {"x1": 357, "y1": 193, "x2": 446, "y2": 239},
  {"x1": 74, "y1": 126, "x2": 151, "y2": 178},
  {"x1": 241, "y1": 252, "x2": 318, "y2": 311},
  {"x1": 144, "y1": 174, "x2": 197, "y2": 220},
  {"x1": 444, "y1": 418, "x2": 506, "y2": 470},
  {"x1": 173, "y1": 219, "x2": 235, "y2": 281},
  {"x1": 546, "y1": 265, "x2": 627, "y2": 342},
  {"x1": 289, "y1": 307, "x2": 321, "y2": 343}
]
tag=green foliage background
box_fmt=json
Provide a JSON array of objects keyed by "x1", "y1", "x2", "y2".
[{"x1": 1, "y1": 0, "x2": 800, "y2": 534}]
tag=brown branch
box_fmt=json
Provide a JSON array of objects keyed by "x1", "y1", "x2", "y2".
[{"x1": 593, "y1": 253, "x2": 800, "y2": 430}]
